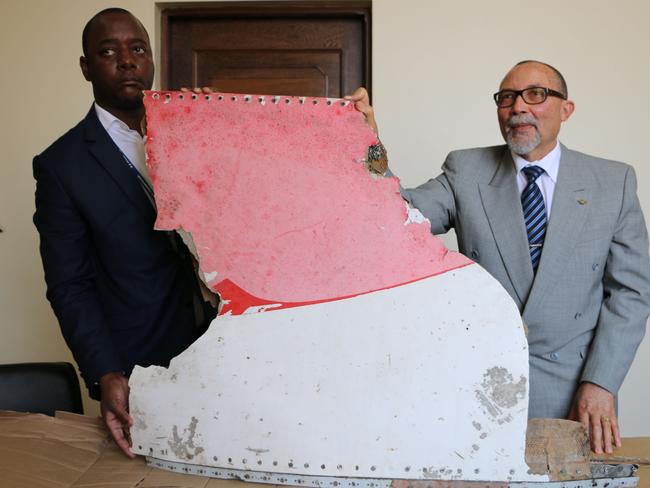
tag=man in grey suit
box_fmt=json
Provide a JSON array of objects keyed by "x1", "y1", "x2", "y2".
[{"x1": 349, "y1": 61, "x2": 650, "y2": 454}]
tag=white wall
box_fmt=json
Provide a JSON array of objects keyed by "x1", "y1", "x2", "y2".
[{"x1": 1, "y1": 0, "x2": 648, "y2": 433}]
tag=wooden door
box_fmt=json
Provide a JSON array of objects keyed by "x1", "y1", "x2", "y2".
[{"x1": 160, "y1": 2, "x2": 371, "y2": 98}]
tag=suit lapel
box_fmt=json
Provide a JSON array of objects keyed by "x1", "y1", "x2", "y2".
[
  {"x1": 523, "y1": 145, "x2": 591, "y2": 317},
  {"x1": 83, "y1": 107, "x2": 155, "y2": 221},
  {"x1": 479, "y1": 149, "x2": 534, "y2": 305}
]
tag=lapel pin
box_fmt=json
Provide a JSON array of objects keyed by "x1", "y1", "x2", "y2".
[{"x1": 577, "y1": 198, "x2": 588, "y2": 205}]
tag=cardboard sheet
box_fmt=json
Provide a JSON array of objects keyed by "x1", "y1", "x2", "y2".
[{"x1": 1, "y1": 412, "x2": 648, "y2": 488}]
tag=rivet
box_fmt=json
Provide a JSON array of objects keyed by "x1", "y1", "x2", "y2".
[
  {"x1": 152, "y1": 92, "x2": 160, "y2": 100},
  {"x1": 242, "y1": 458, "x2": 247, "y2": 464},
  {"x1": 321, "y1": 464, "x2": 326, "y2": 469},
  {"x1": 304, "y1": 463, "x2": 309, "y2": 468},
  {"x1": 370, "y1": 466, "x2": 376, "y2": 471},
  {"x1": 405, "y1": 466, "x2": 411, "y2": 472},
  {"x1": 578, "y1": 198, "x2": 588, "y2": 205}
]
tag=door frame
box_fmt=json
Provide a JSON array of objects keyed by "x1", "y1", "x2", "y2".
[{"x1": 158, "y1": 1, "x2": 372, "y2": 97}]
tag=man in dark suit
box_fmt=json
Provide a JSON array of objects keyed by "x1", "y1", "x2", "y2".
[{"x1": 33, "y1": 8, "x2": 214, "y2": 457}]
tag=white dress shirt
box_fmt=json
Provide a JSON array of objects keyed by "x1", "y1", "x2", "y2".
[
  {"x1": 94, "y1": 103, "x2": 152, "y2": 188},
  {"x1": 512, "y1": 141, "x2": 561, "y2": 218}
]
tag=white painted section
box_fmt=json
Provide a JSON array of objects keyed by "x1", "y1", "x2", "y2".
[
  {"x1": 404, "y1": 203, "x2": 428, "y2": 226},
  {"x1": 130, "y1": 264, "x2": 546, "y2": 482},
  {"x1": 204, "y1": 271, "x2": 218, "y2": 282}
]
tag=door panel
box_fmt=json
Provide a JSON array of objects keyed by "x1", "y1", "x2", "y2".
[{"x1": 161, "y1": 2, "x2": 371, "y2": 98}]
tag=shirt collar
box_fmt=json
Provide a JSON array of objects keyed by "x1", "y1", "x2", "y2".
[
  {"x1": 94, "y1": 102, "x2": 141, "y2": 136},
  {"x1": 512, "y1": 141, "x2": 561, "y2": 183}
]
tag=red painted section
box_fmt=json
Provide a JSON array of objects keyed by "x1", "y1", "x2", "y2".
[{"x1": 144, "y1": 91, "x2": 471, "y2": 315}]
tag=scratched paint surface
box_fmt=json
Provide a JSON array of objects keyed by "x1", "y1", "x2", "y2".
[
  {"x1": 130, "y1": 265, "x2": 544, "y2": 481},
  {"x1": 144, "y1": 91, "x2": 470, "y2": 313}
]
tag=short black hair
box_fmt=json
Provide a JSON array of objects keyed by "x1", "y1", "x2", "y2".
[
  {"x1": 514, "y1": 60, "x2": 568, "y2": 98},
  {"x1": 82, "y1": 7, "x2": 133, "y2": 56}
]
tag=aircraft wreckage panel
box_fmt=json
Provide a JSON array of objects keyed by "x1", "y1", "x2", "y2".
[{"x1": 131, "y1": 92, "x2": 545, "y2": 483}]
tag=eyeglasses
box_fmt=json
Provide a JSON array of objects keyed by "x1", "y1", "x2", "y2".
[{"x1": 493, "y1": 86, "x2": 566, "y2": 108}]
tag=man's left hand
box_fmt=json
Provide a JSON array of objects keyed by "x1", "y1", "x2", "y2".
[{"x1": 568, "y1": 382, "x2": 621, "y2": 454}]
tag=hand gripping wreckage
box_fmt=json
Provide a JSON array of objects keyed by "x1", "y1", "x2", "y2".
[{"x1": 129, "y1": 91, "x2": 638, "y2": 488}]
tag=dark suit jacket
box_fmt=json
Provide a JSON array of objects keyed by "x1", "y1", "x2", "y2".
[{"x1": 33, "y1": 107, "x2": 213, "y2": 398}]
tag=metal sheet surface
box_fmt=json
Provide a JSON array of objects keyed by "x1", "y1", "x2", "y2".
[{"x1": 131, "y1": 91, "x2": 546, "y2": 484}]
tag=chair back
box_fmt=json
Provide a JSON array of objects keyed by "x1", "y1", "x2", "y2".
[{"x1": 0, "y1": 362, "x2": 83, "y2": 415}]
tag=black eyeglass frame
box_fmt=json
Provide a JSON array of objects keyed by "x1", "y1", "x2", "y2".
[{"x1": 493, "y1": 86, "x2": 567, "y2": 108}]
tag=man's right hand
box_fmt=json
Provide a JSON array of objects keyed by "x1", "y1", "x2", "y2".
[
  {"x1": 344, "y1": 87, "x2": 378, "y2": 135},
  {"x1": 99, "y1": 372, "x2": 135, "y2": 458}
]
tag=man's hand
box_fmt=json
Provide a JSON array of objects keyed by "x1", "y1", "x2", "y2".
[
  {"x1": 99, "y1": 372, "x2": 135, "y2": 459},
  {"x1": 345, "y1": 87, "x2": 378, "y2": 135},
  {"x1": 180, "y1": 87, "x2": 215, "y2": 94},
  {"x1": 568, "y1": 382, "x2": 621, "y2": 454}
]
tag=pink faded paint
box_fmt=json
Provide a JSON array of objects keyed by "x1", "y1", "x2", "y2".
[{"x1": 144, "y1": 91, "x2": 471, "y2": 314}]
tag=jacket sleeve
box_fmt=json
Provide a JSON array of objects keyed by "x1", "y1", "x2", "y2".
[
  {"x1": 33, "y1": 153, "x2": 124, "y2": 393},
  {"x1": 396, "y1": 152, "x2": 458, "y2": 235},
  {"x1": 580, "y1": 165, "x2": 650, "y2": 394}
]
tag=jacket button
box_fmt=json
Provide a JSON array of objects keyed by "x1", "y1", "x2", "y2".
[
  {"x1": 574, "y1": 312, "x2": 582, "y2": 320},
  {"x1": 470, "y1": 250, "x2": 479, "y2": 259},
  {"x1": 550, "y1": 352, "x2": 559, "y2": 360},
  {"x1": 592, "y1": 263, "x2": 599, "y2": 271}
]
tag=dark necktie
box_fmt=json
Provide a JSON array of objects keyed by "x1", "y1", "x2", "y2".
[{"x1": 521, "y1": 165, "x2": 547, "y2": 272}]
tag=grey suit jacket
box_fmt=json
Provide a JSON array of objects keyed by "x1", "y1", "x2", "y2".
[{"x1": 403, "y1": 144, "x2": 650, "y2": 418}]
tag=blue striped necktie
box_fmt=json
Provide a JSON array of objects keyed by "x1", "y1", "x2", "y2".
[{"x1": 521, "y1": 165, "x2": 547, "y2": 272}]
